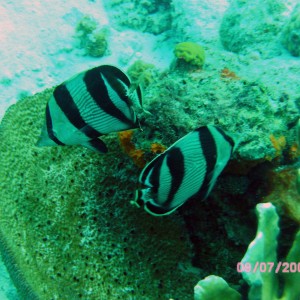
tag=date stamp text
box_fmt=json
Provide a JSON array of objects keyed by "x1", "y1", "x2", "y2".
[{"x1": 237, "y1": 262, "x2": 300, "y2": 273}]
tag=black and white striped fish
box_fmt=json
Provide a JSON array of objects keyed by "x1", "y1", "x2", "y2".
[
  {"x1": 37, "y1": 65, "x2": 142, "y2": 153},
  {"x1": 132, "y1": 125, "x2": 236, "y2": 216}
]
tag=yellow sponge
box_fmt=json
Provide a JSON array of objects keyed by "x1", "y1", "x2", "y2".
[{"x1": 174, "y1": 42, "x2": 205, "y2": 67}]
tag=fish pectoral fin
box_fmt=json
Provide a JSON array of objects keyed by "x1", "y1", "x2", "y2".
[{"x1": 83, "y1": 138, "x2": 108, "y2": 154}]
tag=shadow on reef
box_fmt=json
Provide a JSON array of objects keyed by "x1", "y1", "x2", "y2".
[{"x1": 177, "y1": 159, "x2": 300, "y2": 297}]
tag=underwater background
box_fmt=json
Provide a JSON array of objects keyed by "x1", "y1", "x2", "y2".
[{"x1": 0, "y1": 0, "x2": 300, "y2": 299}]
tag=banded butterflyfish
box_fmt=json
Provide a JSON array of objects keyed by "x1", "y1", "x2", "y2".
[
  {"x1": 132, "y1": 125, "x2": 236, "y2": 216},
  {"x1": 37, "y1": 65, "x2": 143, "y2": 153}
]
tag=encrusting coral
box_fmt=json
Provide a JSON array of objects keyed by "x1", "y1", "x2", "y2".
[
  {"x1": 220, "y1": 68, "x2": 240, "y2": 80},
  {"x1": 118, "y1": 130, "x2": 146, "y2": 168}
]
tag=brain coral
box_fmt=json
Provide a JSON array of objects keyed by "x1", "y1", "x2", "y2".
[{"x1": 0, "y1": 89, "x2": 196, "y2": 299}]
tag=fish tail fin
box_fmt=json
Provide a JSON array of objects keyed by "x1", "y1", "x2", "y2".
[{"x1": 36, "y1": 124, "x2": 58, "y2": 147}]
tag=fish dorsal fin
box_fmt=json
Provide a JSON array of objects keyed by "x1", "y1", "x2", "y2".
[
  {"x1": 128, "y1": 84, "x2": 152, "y2": 116},
  {"x1": 100, "y1": 65, "x2": 151, "y2": 116},
  {"x1": 128, "y1": 83, "x2": 143, "y2": 108},
  {"x1": 99, "y1": 65, "x2": 131, "y2": 87},
  {"x1": 82, "y1": 138, "x2": 108, "y2": 154},
  {"x1": 98, "y1": 65, "x2": 131, "y2": 105}
]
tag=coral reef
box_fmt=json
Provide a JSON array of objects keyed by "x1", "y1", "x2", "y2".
[
  {"x1": 103, "y1": 0, "x2": 172, "y2": 35},
  {"x1": 269, "y1": 134, "x2": 287, "y2": 158},
  {"x1": 296, "y1": 118, "x2": 300, "y2": 194},
  {"x1": 0, "y1": 89, "x2": 196, "y2": 299},
  {"x1": 173, "y1": 42, "x2": 205, "y2": 69},
  {"x1": 241, "y1": 203, "x2": 300, "y2": 300},
  {"x1": 75, "y1": 15, "x2": 109, "y2": 57},
  {"x1": 0, "y1": 53, "x2": 299, "y2": 299},
  {"x1": 138, "y1": 68, "x2": 298, "y2": 163},
  {"x1": 262, "y1": 167, "x2": 300, "y2": 223},
  {"x1": 281, "y1": 4, "x2": 300, "y2": 57},
  {"x1": 262, "y1": 119, "x2": 300, "y2": 223},
  {"x1": 219, "y1": 0, "x2": 291, "y2": 56},
  {"x1": 193, "y1": 203, "x2": 300, "y2": 300}
]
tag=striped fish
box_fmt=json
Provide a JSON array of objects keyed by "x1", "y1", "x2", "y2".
[
  {"x1": 132, "y1": 125, "x2": 235, "y2": 216},
  {"x1": 37, "y1": 65, "x2": 142, "y2": 153}
]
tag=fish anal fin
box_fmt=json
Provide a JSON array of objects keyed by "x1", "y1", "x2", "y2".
[{"x1": 82, "y1": 138, "x2": 108, "y2": 154}]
